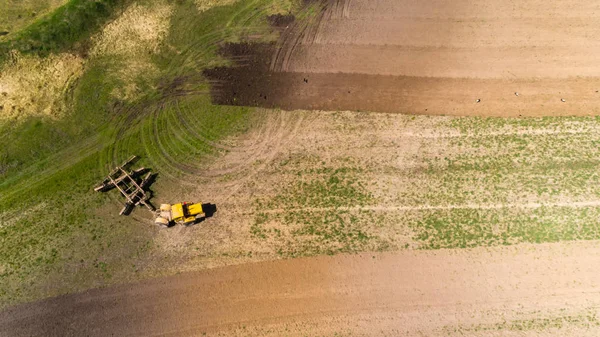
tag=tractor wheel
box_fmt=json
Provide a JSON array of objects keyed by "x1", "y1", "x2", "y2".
[
  {"x1": 155, "y1": 217, "x2": 170, "y2": 228},
  {"x1": 120, "y1": 203, "x2": 134, "y2": 216}
]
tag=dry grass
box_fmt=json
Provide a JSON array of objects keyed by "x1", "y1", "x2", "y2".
[
  {"x1": 90, "y1": 2, "x2": 173, "y2": 101},
  {"x1": 0, "y1": 202, "x2": 47, "y2": 230},
  {"x1": 0, "y1": 51, "x2": 84, "y2": 120},
  {"x1": 0, "y1": 1, "x2": 174, "y2": 122},
  {"x1": 194, "y1": 0, "x2": 241, "y2": 13}
]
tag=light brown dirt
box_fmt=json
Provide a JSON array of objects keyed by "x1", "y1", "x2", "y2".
[{"x1": 2, "y1": 241, "x2": 600, "y2": 336}]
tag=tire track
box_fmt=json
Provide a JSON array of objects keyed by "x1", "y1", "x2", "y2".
[
  {"x1": 218, "y1": 111, "x2": 311, "y2": 201},
  {"x1": 259, "y1": 200, "x2": 600, "y2": 215}
]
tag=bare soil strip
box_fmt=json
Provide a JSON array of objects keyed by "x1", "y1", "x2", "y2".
[
  {"x1": 207, "y1": 70, "x2": 600, "y2": 116},
  {"x1": 2, "y1": 241, "x2": 600, "y2": 336}
]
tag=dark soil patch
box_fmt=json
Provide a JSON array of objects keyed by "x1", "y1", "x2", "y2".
[
  {"x1": 202, "y1": 42, "x2": 282, "y2": 108},
  {"x1": 202, "y1": 42, "x2": 600, "y2": 117},
  {"x1": 267, "y1": 13, "x2": 295, "y2": 28}
]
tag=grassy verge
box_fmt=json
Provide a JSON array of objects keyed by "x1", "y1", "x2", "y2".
[{"x1": 0, "y1": 0, "x2": 67, "y2": 40}]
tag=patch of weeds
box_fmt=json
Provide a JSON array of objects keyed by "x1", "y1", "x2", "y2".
[
  {"x1": 413, "y1": 117, "x2": 600, "y2": 210},
  {"x1": 252, "y1": 167, "x2": 386, "y2": 256},
  {"x1": 267, "y1": 167, "x2": 374, "y2": 210},
  {"x1": 446, "y1": 309, "x2": 600, "y2": 334},
  {"x1": 412, "y1": 206, "x2": 600, "y2": 249},
  {"x1": 449, "y1": 116, "x2": 600, "y2": 134}
]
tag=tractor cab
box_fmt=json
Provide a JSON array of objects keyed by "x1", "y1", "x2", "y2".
[{"x1": 171, "y1": 202, "x2": 203, "y2": 224}]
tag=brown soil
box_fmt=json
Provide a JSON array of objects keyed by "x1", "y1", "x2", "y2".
[
  {"x1": 205, "y1": 0, "x2": 600, "y2": 117},
  {"x1": 2, "y1": 241, "x2": 600, "y2": 336}
]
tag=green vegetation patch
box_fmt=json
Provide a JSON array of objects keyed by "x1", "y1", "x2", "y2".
[
  {"x1": 0, "y1": 0, "x2": 67, "y2": 40},
  {"x1": 252, "y1": 162, "x2": 386, "y2": 257},
  {"x1": 248, "y1": 113, "x2": 600, "y2": 255},
  {"x1": 412, "y1": 206, "x2": 600, "y2": 249},
  {"x1": 393, "y1": 116, "x2": 600, "y2": 249},
  {"x1": 0, "y1": 0, "x2": 130, "y2": 59},
  {"x1": 266, "y1": 166, "x2": 373, "y2": 209},
  {"x1": 445, "y1": 309, "x2": 600, "y2": 334}
]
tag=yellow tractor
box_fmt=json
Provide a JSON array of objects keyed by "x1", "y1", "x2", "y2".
[{"x1": 155, "y1": 202, "x2": 207, "y2": 227}]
